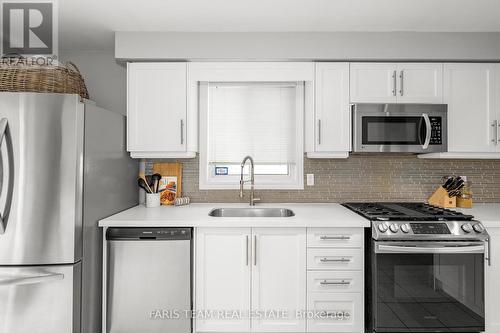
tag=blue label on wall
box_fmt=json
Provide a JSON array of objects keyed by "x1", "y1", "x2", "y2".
[{"x1": 215, "y1": 167, "x2": 229, "y2": 175}]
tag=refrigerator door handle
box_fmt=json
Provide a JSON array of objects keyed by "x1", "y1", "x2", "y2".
[
  {"x1": 0, "y1": 272, "x2": 64, "y2": 286},
  {"x1": 0, "y1": 117, "x2": 9, "y2": 234}
]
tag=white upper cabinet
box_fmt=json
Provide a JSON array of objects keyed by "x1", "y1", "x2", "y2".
[
  {"x1": 444, "y1": 63, "x2": 497, "y2": 153},
  {"x1": 307, "y1": 63, "x2": 350, "y2": 158},
  {"x1": 251, "y1": 228, "x2": 306, "y2": 332},
  {"x1": 396, "y1": 63, "x2": 443, "y2": 103},
  {"x1": 350, "y1": 63, "x2": 397, "y2": 103},
  {"x1": 127, "y1": 62, "x2": 196, "y2": 158},
  {"x1": 350, "y1": 63, "x2": 443, "y2": 104}
]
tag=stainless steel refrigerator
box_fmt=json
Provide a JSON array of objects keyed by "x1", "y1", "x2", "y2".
[{"x1": 0, "y1": 92, "x2": 138, "y2": 333}]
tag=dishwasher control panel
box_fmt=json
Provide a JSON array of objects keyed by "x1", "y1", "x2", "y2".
[{"x1": 106, "y1": 227, "x2": 192, "y2": 240}]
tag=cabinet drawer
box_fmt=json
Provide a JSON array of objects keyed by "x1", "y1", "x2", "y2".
[
  {"x1": 307, "y1": 271, "x2": 363, "y2": 293},
  {"x1": 307, "y1": 292, "x2": 363, "y2": 333},
  {"x1": 307, "y1": 228, "x2": 363, "y2": 248},
  {"x1": 307, "y1": 249, "x2": 363, "y2": 270}
]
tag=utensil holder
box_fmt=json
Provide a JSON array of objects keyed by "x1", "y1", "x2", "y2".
[
  {"x1": 145, "y1": 193, "x2": 161, "y2": 208},
  {"x1": 428, "y1": 186, "x2": 456, "y2": 208}
]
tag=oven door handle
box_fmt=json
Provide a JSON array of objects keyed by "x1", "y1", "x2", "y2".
[
  {"x1": 421, "y1": 113, "x2": 431, "y2": 150},
  {"x1": 376, "y1": 243, "x2": 485, "y2": 254}
]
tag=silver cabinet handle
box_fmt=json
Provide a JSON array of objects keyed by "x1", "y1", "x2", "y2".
[
  {"x1": 0, "y1": 272, "x2": 64, "y2": 286},
  {"x1": 486, "y1": 238, "x2": 491, "y2": 266},
  {"x1": 392, "y1": 70, "x2": 397, "y2": 96},
  {"x1": 320, "y1": 235, "x2": 350, "y2": 240},
  {"x1": 0, "y1": 118, "x2": 9, "y2": 235},
  {"x1": 320, "y1": 280, "x2": 351, "y2": 286},
  {"x1": 180, "y1": 119, "x2": 184, "y2": 145},
  {"x1": 492, "y1": 120, "x2": 498, "y2": 144},
  {"x1": 320, "y1": 257, "x2": 351, "y2": 263},
  {"x1": 422, "y1": 113, "x2": 431, "y2": 150},
  {"x1": 253, "y1": 235, "x2": 257, "y2": 266},
  {"x1": 399, "y1": 70, "x2": 404, "y2": 96},
  {"x1": 317, "y1": 119, "x2": 321, "y2": 145},
  {"x1": 245, "y1": 235, "x2": 249, "y2": 266}
]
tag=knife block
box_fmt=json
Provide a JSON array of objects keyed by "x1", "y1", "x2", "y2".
[{"x1": 428, "y1": 186, "x2": 456, "y2": 208}]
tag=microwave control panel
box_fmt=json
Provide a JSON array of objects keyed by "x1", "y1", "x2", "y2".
[{"x1": 429, "y1": 117, "x2": 442, "y2": 145}]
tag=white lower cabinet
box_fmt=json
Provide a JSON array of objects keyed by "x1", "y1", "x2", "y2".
[
  {"x1": 485, "y1": 226, "x2": 500, "y2": 333},
  {"x1": 195, "y1": 228, "x2": 252, "y2": 332},
  {"x1": 306, "y1": 228, "x2": 364, "y2": 333},
  {"x1": 251, "y1": 228, "x2": 306, "y2": 332},
  {"x1": 195, "y1": 227, "x2": 307, "y2": 333},
  {"x1": 307, "y1": 293, "x2": 363, "y2": 333}
]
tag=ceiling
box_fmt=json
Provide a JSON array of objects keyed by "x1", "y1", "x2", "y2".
[{"x1": 59, "y1": 0, "x2": 500, "y2": 51}]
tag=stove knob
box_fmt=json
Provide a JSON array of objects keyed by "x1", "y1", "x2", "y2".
[
  {"x1": 473, "y1": 224, "x2": 485, "y2": 233},
  {"x1": 401, "y1": 224, "x2": 410, "y2": 233},
  {"x1": 378, "y1": 223, "x2": 388, "y2": 233},
  {"x1": 461, "y1": 223, "x2": 473, "y2": 233},
  {"x1": 389, "y1": 224, "x2": 400, "y2": 233}
]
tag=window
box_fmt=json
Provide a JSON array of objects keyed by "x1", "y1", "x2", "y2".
[{"x1": 199, "y1": 82, "x2": 304, "y2": 189}]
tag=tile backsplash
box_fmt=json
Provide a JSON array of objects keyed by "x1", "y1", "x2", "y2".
[{"x1": 147, "y1": 155, "x2": 500, "y2": 203}]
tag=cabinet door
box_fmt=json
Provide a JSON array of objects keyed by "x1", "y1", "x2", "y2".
[
  {"x1": 444, "y1": 63, "x2": 497, "y2": 152},
  {"x1": 350, "y1": 63, "x2": 397, "y2": 103},
  {"x1": 485, "y1": 227, "x2": 500, "y2": 333},
  {"x1": 127, "y1": 62, "x2": 187, "y2": 152},
  {"x1": 195, "y1": 228, "x2": 251, "y2": 332},
  {"x1": 314, "y1": 63, "x2": 350, "y2": 154},
  {"x1": 496, "y1": 65, "x2": 500, "y2": 150},
  {"x1": 396, "y1": 63, "x2": 443, "y2": 103},
  {"x1": 251, "y1": 228, "x2": 306, "y2": 332}
]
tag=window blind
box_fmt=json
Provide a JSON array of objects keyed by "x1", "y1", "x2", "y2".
[{"x1": 208, "y1": 83, "x2": 298, "y2": 164}]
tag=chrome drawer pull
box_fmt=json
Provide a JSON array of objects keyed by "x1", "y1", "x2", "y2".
[
  {"x1": 320, "y1": 280, "x2": 350, "y2": 286},
  {"x1": 320, "y1": 235, "x2": 350, "y2": 240},
  {"x1": 320, "y1": 257, "x2": 350, "y2": 263}
]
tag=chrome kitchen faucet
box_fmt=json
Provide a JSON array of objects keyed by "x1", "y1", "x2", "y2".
[{"x1": 239, "y1": 156, "x2": 261, "y2": 206}]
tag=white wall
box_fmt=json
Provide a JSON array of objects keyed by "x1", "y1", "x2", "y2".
[{"x1": 59, "y1": 50, "x2": 127, "y2": 115}]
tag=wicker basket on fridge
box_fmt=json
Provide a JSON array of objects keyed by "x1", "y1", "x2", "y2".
[{"x1": 0, "y1": 59, "x2": 89, "y2": 100}]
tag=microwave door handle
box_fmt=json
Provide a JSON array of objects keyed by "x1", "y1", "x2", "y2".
[
  {"x1": 376, "y1": 244, "x2": 485, "y2": 254},
  {"x1": 422, "y1": 113, "x2": 431, "y2": 150}
]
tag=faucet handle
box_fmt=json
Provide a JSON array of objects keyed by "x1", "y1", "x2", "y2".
[{"x1": 252, "y1": 197, "x2": 261, "y2": 204}]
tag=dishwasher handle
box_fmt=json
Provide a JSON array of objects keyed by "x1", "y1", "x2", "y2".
[{"x1": 106, "y1": 227, "x2": 192, "y2": 241}]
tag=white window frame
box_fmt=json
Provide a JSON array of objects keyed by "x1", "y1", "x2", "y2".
[{"x1": 199, "y1": 81, "x2": 304, "y2": 190}]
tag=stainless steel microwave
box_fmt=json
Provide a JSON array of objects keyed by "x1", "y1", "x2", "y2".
[{"x1": 352, "y1": 103, "x2": 448, "y2": 153}]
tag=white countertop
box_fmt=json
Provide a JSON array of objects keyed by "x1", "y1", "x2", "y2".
[
  {"x1": 455, "y1": 203, "x2": 500, "y2": 228},
  {"x1": 99, "y1": 203, "x2": 370, "y2": 228}
]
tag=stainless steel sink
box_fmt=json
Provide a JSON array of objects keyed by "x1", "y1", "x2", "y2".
[{"x1": 208, "y1": 208, "x2": 295, "y2": 218}]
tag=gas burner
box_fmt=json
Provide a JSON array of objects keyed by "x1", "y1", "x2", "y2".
[{"x1": 342, "y1": 202, "x2": 474, "y2": 222}]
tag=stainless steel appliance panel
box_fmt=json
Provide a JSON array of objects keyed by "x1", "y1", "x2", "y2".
[
  {"x1": 371, "y1": 241, "x2": 485, "y2": 332},
  {"x1": 352, "y1": 103, "x2": 448, "y2": 153},
  {"x1": 107, "y1": 228, "x2": 192, "y2": 333},
  {"x1": 0, "y1": 262, "x2": 81, "y2": 333},
  {"x1": 0, "y1": 93, "x2": 84, "y2": 265},
  {"x1": 81, "y1": 104, "x2": 138, "y2": 333}
]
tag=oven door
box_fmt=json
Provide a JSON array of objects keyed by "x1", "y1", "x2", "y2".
[
  {"x1": 372, "y1": 241, "x2": 485, "y2": 332},
  {"x1": 353, "y1": 104, "x2": 447, "y2": 153}
]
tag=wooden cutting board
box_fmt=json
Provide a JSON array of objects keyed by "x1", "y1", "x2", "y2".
[{"x1": 152, "y1": 162, "x2": 183, "y2": 197}]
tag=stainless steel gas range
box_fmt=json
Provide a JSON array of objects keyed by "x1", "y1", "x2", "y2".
[{"x1": 343, "y1": 202, "x2": 489, "y2": 333}]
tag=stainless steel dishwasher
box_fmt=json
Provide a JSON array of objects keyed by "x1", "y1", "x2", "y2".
[{"x1": 106, "y1": 227, "x2": 192, "y2": 333}]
